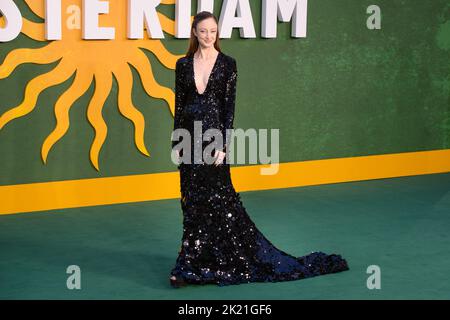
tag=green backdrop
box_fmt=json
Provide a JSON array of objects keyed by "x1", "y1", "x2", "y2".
[{"x1": 0, "y1": 0, "x2": 449, "y2": 186}]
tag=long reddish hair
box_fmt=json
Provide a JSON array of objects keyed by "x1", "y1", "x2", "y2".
[{"x1": 186, "y1": 11, "x2": 222, "y2": 57}]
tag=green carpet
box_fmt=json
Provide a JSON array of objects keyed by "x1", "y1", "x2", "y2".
[{"x1": 1, "y1": 172, "x2": 449, "y2": 299}]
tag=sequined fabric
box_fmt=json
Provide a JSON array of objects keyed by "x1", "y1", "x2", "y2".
[{"x1": 170, "y1": 51, "x2": 349, "y2": 286}]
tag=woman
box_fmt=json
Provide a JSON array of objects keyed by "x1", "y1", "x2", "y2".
[{"x1": 170, "y1": 11, "x2": 349, "y2": 287}]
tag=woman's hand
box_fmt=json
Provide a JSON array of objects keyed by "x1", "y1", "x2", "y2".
[{"x1": 214, "y1": 150, "x2": 226, "y2": 166}]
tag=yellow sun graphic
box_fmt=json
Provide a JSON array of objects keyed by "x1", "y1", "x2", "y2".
[{"x1": 0, "y1": 0, "x2": 188, "y2": 170}]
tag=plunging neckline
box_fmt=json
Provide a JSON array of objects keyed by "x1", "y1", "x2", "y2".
[{"x1": 191, "y1": 51, "x2": 222, "y2": 96}]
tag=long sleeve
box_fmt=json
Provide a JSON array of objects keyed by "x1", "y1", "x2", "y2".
[
  {"x1": 221, "y1": 58, "x2": 237, "y2": 153},
  {"x1": 172, "y1": 58, "x2": 187, "y2": 149}
]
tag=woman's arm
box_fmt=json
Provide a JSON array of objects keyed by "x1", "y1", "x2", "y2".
[
  {"x1": 172, "y1": 58, "x2": 187, "y2": 149},
  {"x1": 221, "y1": 57, "x2": 238, "y2": 153}
]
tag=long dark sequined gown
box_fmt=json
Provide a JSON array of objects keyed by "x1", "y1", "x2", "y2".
[{"x1": 170, "y1": 51, "x2": 349, "y2": 286}]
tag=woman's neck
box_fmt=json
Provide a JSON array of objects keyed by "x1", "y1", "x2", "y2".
[{"x1": 194, "y1": 47, "x2": 218, "y2": 60}]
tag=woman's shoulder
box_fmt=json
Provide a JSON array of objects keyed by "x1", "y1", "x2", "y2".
[
  {"x1": 176, "y1": 56, "x2": 190, "y2": 69},
  {"x1": 220, "y1": 52, "x2": 236, "y2": 66},
  {"x1": 176, "y1": 51, "x2": 235, "y2": 69},
  {"x1": 219, "y1": 52, "x2": 237, "y2": 76}
]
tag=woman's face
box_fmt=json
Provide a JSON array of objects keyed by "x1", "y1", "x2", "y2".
[{"x1": 193, "y1": 17, "x2": 218, "y2": 49}]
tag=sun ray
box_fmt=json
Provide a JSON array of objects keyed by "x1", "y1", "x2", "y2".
[
  {"x1": 87, "y1": 70, "x2": 112, "y2": 171},
  {"x1": 136, "y1": 39, "x2": 182, "y2": 69},
  {"x1": 22, "y1": 18, "x2": 46, "y2": 42},
  {"x1": 157, "y1": 12, "x2": 176, "y2": 36},
  {"x1": 128, "y1": 49, "x2": 175, "y2": 116},
  {"x1": 24, "y1": 0, "x2": 45, "y2": 19},
  {"x1": 41, "y1": 68, "x2": 93, "y2": 163},
  {"x1": 0, "y1": 58, "x2": 75, "y2": 130},
  {"x1": 113, "y1": 63, "x2": 150, "y2": 157},
  {"x1": 1, "y1": 1, "x2": 183, "y2": 170},
  {"x1": 0, "y1": 42, "x2": 63, "y2": 79}
]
